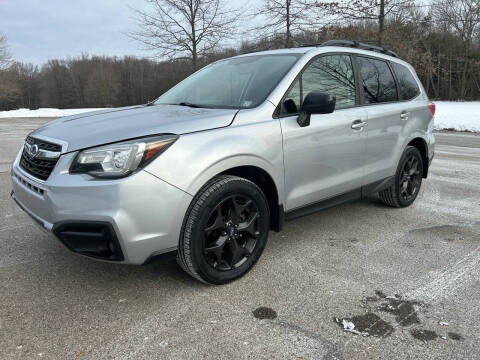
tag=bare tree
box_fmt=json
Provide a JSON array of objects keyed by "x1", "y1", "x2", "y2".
[
  {"x1": 431, "y1": 0, "x2": 480, "y2": 97},
  {"x1": 0, "y1": 67, "x2": 21, "y2": 110},
  {"x1": 251, "y1": 0, "x2": 329, "y2": 48},
  {"x1": 129, "y1": 0, "x2": 239, "y2": 70},
  {"x1": 432, "y1": 0, "x2": 480, "y2": 45},
  {"x1": 317, "y1": 0, "x2": 416, "y2": 45},
  {"x1": 0, "y1": 33, "x2": 12, "y2": 69}
]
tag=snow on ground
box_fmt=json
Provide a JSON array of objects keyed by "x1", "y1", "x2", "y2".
[
  {"x1": 0, "y1": 108, "x2": 108, "y2": 118},
  {"x1": 434, "y1": 101, "x2": 480, "y2": 132},
  {"x1": 0, "y1": 102, "x2": 479, "y2": 132}
]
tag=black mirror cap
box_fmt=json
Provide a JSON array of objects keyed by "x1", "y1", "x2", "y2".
[{"x1": 301, "y1": 91, "x2": 336, "y2": 114}]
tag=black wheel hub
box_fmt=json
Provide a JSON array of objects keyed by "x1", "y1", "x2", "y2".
[
  {"x1": 203, "y1": 195, "x2": 260, "y2": 271},
  {"x1": 400, "y1": 155, "x2": 421, "y2": 201}
]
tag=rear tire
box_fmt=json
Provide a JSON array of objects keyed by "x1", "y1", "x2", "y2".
[
  {"x1": 379, "y1": 146, "x2": 423, "y2": 208},
  {"x1": 177, "y1": 175, "x2": 270, "y2": 284}
]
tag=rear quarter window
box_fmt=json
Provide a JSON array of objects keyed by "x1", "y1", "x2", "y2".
[{"x1": 391, "y1": 62, "x2": 420, "y2": 100}]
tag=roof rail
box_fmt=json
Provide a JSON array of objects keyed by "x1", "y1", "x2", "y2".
[{"x1": 318, "y1": 40, "x2": 398, "y2": 58}]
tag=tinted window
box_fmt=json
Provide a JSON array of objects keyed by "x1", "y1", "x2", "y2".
[
  {"x1": 303, "y1": 55, "x2": 356, "y2": 109},
  {"x1": 280, "y1": 54, "x2": 356, "y2": 115},
  {"x1": 391, "y1": 62, "x2": 420, "y2": 100},
  {"x1": 357, "y1": 57, "x2": 398, "y2": 103}
]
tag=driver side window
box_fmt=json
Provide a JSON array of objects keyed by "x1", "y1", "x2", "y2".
[{"x1": 280, "y1": 54, "x2": 357, "y2": 116}]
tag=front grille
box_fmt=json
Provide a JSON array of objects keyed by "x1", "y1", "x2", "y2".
[
  {"x1": 20, "y1": 150, "x2": 59, "y2": 180},
  {"x1": 26, "y1": 136, "x2": 62, "y2": 152},
  {"x1": 19, "y1": 136, "x2": 62, "y2": 181}
]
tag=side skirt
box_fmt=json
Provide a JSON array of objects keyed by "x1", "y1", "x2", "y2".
[
  {"x1": 284, "y1": 176, "x2": 395, "y2": 221},
  {"x1": 361, "y1": 176, "x2": 395, "y2": 198}
]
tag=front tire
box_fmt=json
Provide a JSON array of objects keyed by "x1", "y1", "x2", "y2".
[
  {"x1": 379, "y1": 146, "x2": 423, "y2": 208},
  {"x1": 177, "y1": 175, "x2": 270, "y2": 284}
]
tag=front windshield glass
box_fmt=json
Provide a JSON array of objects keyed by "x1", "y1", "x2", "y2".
[{"x1": 155, "y1": 54, "x2": 302, "y2": 109}]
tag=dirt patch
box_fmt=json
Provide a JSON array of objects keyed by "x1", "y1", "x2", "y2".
[
  {"x1": 377, "y1": 298, "x2": 421, "y2": 327},
  {"x1": 253, "y1": 307, "x2": 277, "y2": 320},
  {"x1": 340, "y1": 291, "x2": 461, "y2": 343},
  {"x1": 411, "y1": 329, "x2": 438, "y2": 342},
  {"x1": 407, "y1": 225, "x2": 469, "y2": 243},
  {"x1": 364, "y1": 292, "x2": 422, "y2": 327},
  {"x1": 327, "y1": 237, "x2": 359, "y2": 248},
  {"x1": 439, "y1": 128, "x2": 475, "y2": 133},
  {"x1": 335, "y1": 313, "x2": 394, "y2": 337},
  {"x1": 448, "y1": 332, "x2": 464, "y2": 341}
]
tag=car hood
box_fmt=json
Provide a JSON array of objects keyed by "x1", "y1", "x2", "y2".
[{"x1": 30, "y1": 105, "x2": 238, "y2": 152}]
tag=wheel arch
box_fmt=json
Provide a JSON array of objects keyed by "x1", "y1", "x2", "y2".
[
  {"x1": 183, "y1": 152, "x2": 285, "y2": 233},
  {"x1": 220, "y1": 165, "x2": 283, "y2": 232},
  {"x1": 407, "y1": 137, "x2": 429, "y2": 178}
]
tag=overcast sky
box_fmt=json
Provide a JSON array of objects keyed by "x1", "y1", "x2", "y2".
[{"x1": 0, "y1": 0, "x2": 252, "y2": 66}]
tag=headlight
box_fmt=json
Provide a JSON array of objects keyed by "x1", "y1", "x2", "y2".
[{"x1": 70, "y1": 135, "x2": 178, "y2": 178}]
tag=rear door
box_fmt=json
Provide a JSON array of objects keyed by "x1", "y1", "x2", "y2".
[
  {"x1": 279, "y1": 54, "x2": 368, "y2": 211},
  {"x1": 354, "y1": 56, "x2": 405, "y2": 183}
]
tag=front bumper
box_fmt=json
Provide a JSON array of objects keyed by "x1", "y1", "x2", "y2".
[{"x1": 10, "y1": 149, "x2": 192, "y2": 264}]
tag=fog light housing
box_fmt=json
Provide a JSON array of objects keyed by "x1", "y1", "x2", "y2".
[{"x1": 52, "y1": 221, "x2": 124, "y2": 261}]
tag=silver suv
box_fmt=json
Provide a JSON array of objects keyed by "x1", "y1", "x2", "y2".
[{"x1": 11, "y1": 40, "x2": 435, "y2": 284}]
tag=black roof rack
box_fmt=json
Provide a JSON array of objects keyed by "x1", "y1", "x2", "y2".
[{"x1": 315, "y1": 40, "x2": 398, "y2": 58}]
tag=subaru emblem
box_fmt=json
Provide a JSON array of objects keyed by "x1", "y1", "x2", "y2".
[{"x1": 29, "y1": 144, "x2": 39, "y2": 157}]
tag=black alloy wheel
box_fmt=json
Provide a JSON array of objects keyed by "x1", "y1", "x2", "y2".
[
  {"x1": 203, "y1": 195, "x2": 260, "y2": 271},
  {"x1": 399, "y1": 153, "x2": 421, "y2": 202},
  {"x1": 379, "y1": 146, "x2": 423, "y2": 208},
  {"x1": 177, "y1": 175, "x2": 270, "y2": 284}
]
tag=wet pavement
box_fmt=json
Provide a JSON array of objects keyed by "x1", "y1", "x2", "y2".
[{"x1": 0, "y1": 118, "x2": 479, "y2": 359}]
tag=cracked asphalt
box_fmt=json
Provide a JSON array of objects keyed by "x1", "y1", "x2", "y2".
[{"x1": 1, "y1": 118, "x2": 479, "y2": 359}]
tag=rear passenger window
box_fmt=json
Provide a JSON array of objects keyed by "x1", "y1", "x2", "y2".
[
  {"x1": 391, "y1": 62, "x2": 420, "y2": 100},
  {"x1": 356, "y1": 56, "x2": 398, "y2": 103}
]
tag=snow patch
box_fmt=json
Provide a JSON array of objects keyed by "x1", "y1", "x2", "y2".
[
  {"x1": 0, "y1": 101, "x2": 479, "y2": 132},
  {"x1": 434, "y1": 101, "x2": 480, "y2": 132},
  {"x1": 339, "y1": 319, "x2": 369, "y2": 336},
  {"x1": 0, "y1": 108, "x2": 108, "y2": 118}
]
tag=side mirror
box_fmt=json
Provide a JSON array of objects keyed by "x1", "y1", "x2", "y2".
[{"x1": 297, "y1": 91, "x2": 336, "y2": 127}]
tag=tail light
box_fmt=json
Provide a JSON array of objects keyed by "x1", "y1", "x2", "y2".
[{"x1": 428, "y1": 102, "x2": 435, "y2": 116}]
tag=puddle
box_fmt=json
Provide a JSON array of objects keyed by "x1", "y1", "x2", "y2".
[
  {"x1": 411, "y1": 329, "x2": 438, "y2": 341},
  {"x1": 335, "y1": 313, "x2": 394, "y2": 337},
  {"x1": 253, "y1": 307, "x2": 277, "y2": 320},
  {"x1": 364, "y1": 292, "x2": 422, "y2": 327},
  {"x1": 338, "y1": 291, "x2": 464, "y2": 344},
  {"x1": 448, "y1": 332, "x2": 464, "y2": 341},
  {"x1": 377, "y1": 298, "x2": 421, "y2": 326}
]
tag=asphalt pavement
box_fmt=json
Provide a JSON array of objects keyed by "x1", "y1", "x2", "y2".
[{"x1": 0, "y1": 118, "x2": 479, "y2": 359}]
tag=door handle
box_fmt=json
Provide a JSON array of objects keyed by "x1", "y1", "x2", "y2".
[
  {"x1": 351, "y1": 120, "x2": 367, "y2": 130},
  {"x1": 400, "y1": 111, "x2": 410, "y2": 120}
]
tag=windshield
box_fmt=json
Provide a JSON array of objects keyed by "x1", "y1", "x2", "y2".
[{"x1": 155, "y1": 54, "x2": 302, "y2": 109}]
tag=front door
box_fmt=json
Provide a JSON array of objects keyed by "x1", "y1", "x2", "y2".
[{"x1": 279, "y1": 54, "x2": 367, "y2": 211}]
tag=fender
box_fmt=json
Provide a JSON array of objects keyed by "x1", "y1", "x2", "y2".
[
  {"x1": 185, "y1": 154, "x2": 284, "y2": 201},
  {"x1": 393, "y1": 102, "x2": 434, "y2": 177},
  {"x1": 144, "y1": 117, "x2": 285, "y2": 204}
]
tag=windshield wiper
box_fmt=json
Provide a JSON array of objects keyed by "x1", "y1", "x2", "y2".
[
  {"x1": 144, "y1": 99, "x2": 156, "y2": 107},
  {"x1": 175, "y1": 102, "x2": 206, "y2": 108}
]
